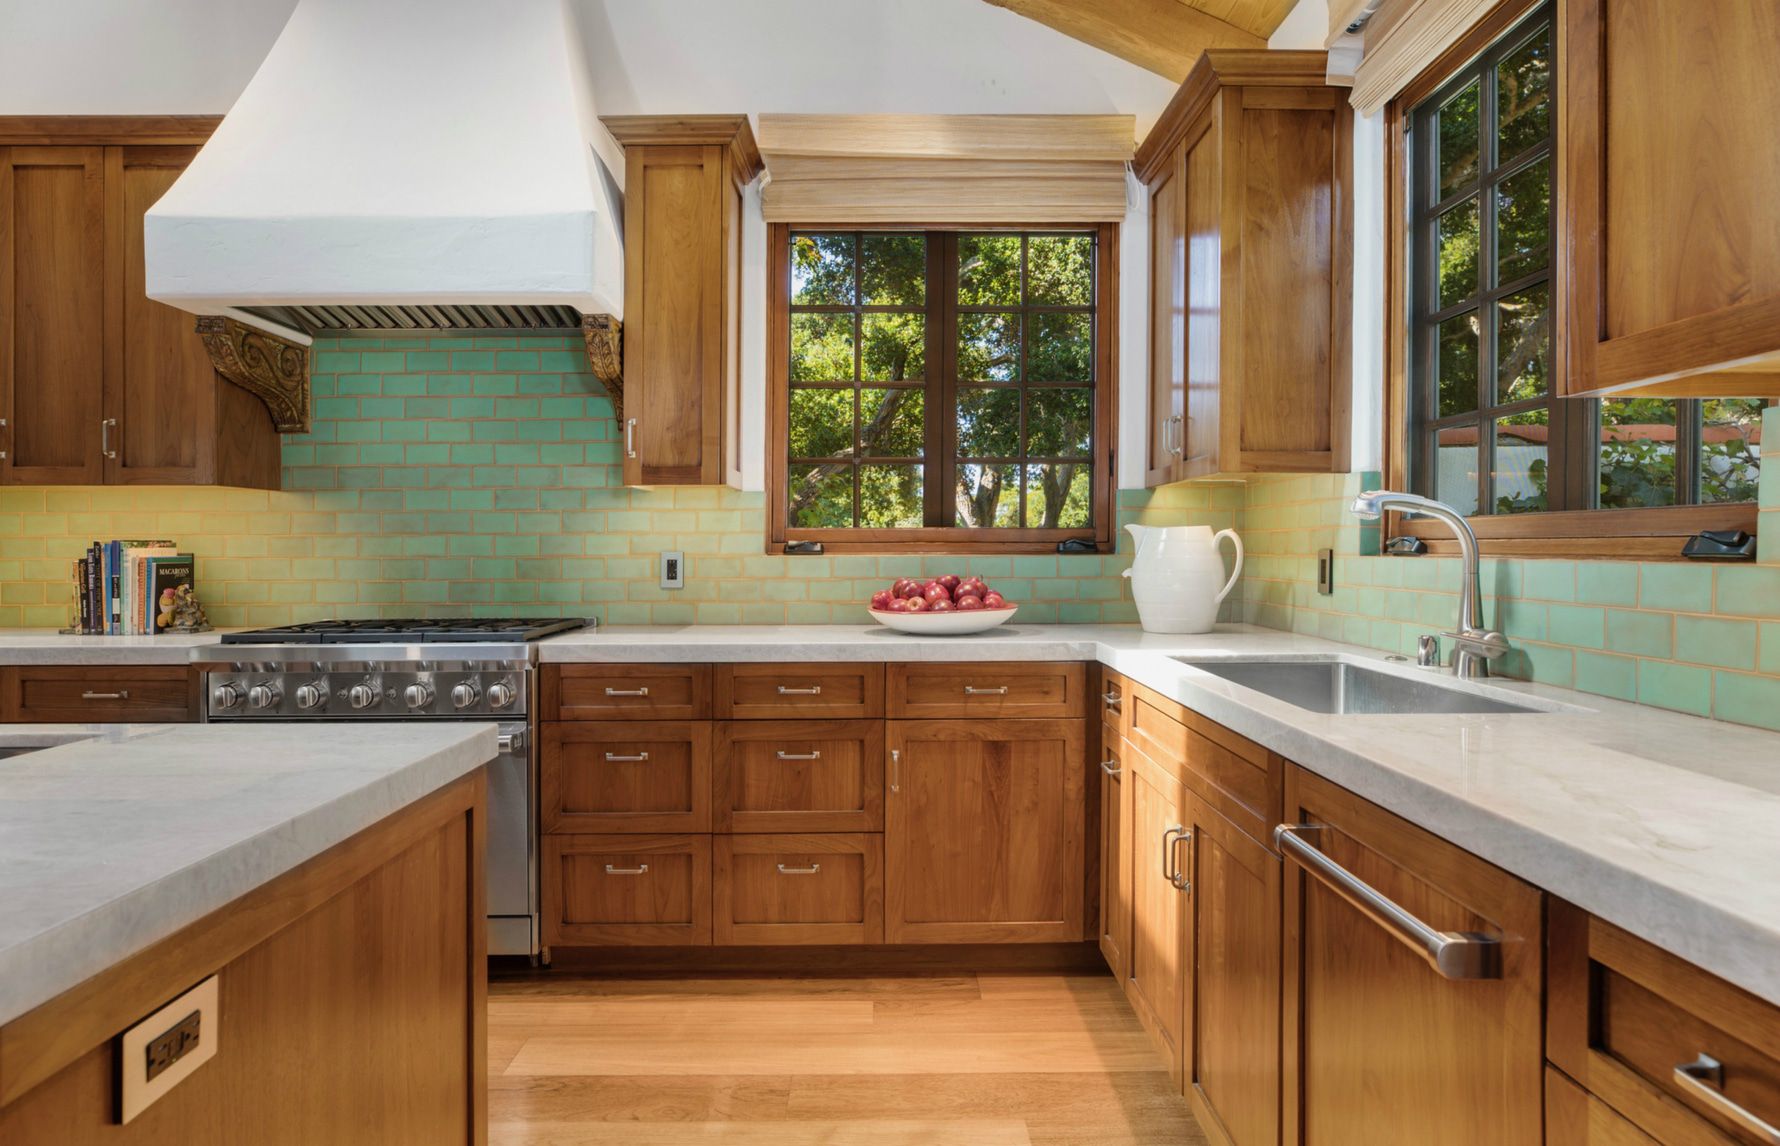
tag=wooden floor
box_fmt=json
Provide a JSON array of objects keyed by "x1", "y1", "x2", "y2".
[{"x1": 488, "y1": 969, "x2": 1207, "y2": 1145}]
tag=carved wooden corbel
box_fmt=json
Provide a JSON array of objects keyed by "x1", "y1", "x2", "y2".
[
  {"x1": 580, "y1": 314, "x2": 624, "y2": 421},
  {"x1": 195, "y1": 316, "x2": 312, "y2": 433}
]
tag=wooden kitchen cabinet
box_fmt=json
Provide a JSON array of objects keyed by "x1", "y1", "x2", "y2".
[
  {"x1": 0, "y1": 665, "x2": 197, "y2": 722},
  {"x1": 1133, "y1": 51, "x2": 1351, "y2": 484},
  {"x1": 888, "y1": 661, "x2": 1087, "y2": 720},
  {"x1": 713, "y1": 718, "x2": 883, "y2": 833},
  {"x1": 1557, "y1": 1, "x2": 1780, "y2": 397},
  {"x1": 1280, "y1": 764, "x2": 1543, "y2": 1146},
  {"x1": 1125, "y1": 739, "x2": 1190, "y2": 1087},
  {"x1": 884, "y1": 718, "x2": 1085, "y2": 944},
  {"x1": 1096, "y1": 730, "x2": 1131, "y2": 980},
  {"x1": 713, "y1": 833, "x2": 883, "y2": 946},
  {"x1": 542, "y1": 833, "x2": 713, "y2": 947},
  {"x1": 600, "y1": 116, "x2": 760, "y2": 485},
  {"x1": 540, "y1": 720, "x2": 712, "y2": 833}
]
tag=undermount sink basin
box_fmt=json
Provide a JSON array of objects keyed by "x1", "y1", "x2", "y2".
[{"x1": 1173, "y1": 657, "x2": 1549, "y2": 716}]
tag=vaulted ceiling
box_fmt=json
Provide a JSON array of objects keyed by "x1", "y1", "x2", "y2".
[{"x1": 983, "y1": 0, "x2": 1302, "y2": 81}]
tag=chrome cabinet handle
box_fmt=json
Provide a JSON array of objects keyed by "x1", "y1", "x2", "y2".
[
  {"x1": 604, "y1": 686, "x2": 649, "y2": 697},
  {"x1": 624, "y1": 417, "x2": 637, "y2": 458},
  {"x1": 776, "y1": 685, "x2": 822, "y2": 695},
  {"x1": 1161, "y1": 826, "x2": 1185, "y2": 887},
  {"x1": 1276, "y1": 824, "x2": 1502, "y2": 980},
  {"x1": 1, "y1": 416, "x2": 8, "y2": 460},
  {"x1": 1171, "y1": 830, "x2": 1193, "y2": 893},
  {"x1": 603, "y1": 863, "x2": 648, "y2": 876},
  {"x1": 890, "y1": 748, "x2": 900, "y2": 793},
  {"x1": 1101, "y1": 690, "x2": 1121, "y2": 711},
  {"x1": 776, "y1": 863, "x2": 821, "y2": 876},
  {"x1": 82, "y1": 690, "x2": 129, "y2": 700},
  {"x1": 776, "y1": 749, "x2": 822, "y2": 761},
  {"x1": 963, "y1": 685, "x2": 1009, "y2": 695},
  {"x1": 603, "y1": 751, "x2": 650, "y2": 762},
  {"x1": 1673, "y1": 1054, "x2": 1780, "y2": 1144},
  {"x1": 101, "y1": 418, "x2": 118, "y2": 460},
  {"x1": 1099, "y1": 759, "x2": 1121, "y2": 777}
]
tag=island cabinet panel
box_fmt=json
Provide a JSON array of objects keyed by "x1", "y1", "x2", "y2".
[
  {"x1": 1280, "y1": 764, "x2": 1544, "y2": 1146},
  {"x1": 888, "y1": 661, "x2": 1088, "y2": 719},
  {"x1": 1096, "y1": 732, "x2": 1131, "y2": 981},
  {"x1": 714, "y1": 663, "x2": 885, "y2": 719},
  {"x1": 544, "y1": 663, "x2": 712, "y2": 721},
  {"x1": 884, "y1": 718, "x2": 1086, "y2": 944},
  {"x1": 713, "y1": 718, "x2": 884, "y2": 833},
  {"x1": 1125, "y1": 738, "x2": 1190, "y2": 1088},
  {"x1": 1546, "y1": 1067, "x2": 1663, "y2": 1146},
  {"x1": 540, "y1": 720, "x2": 712, "y2": 833},
  {"x1": 543, "y1": 833, "x2": 712, "y2": 947},
  {"x1": 713, "y1": 833, "x2": 883, "y2": 946},
  {"x1": 0, "y1": 665, "x2": 197, "y2": 722}
]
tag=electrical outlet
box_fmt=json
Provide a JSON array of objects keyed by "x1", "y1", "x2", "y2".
[
  {"x1": 1316, "y1": 548, "x2": 1335, "y2": 595},
  {"x1": 660, "y1": 551, "x2": 685, "y2": 590}
]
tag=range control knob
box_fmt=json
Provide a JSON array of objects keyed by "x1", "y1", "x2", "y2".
[
  {"x1": 294, "y1": 683, "x2": 328, "y2": 710},
  {"x1": 247, "y1": 683, "x2": 282, "y2": 710},
  {"x1": 486, "y1": 681, "x2": 516, "y2": 709},
  {"x1": 347, "y1": 683, "x2": 380, "y2": 710},
  {"x1": 403, "y1": 682, "x2": 435, "y2": 709},
  {"x1": 212, "y1": 682, "x2": 245, "y2": 710},
  {"x1": 450, "y1": 682, "x2": 481, "y2": 709}
]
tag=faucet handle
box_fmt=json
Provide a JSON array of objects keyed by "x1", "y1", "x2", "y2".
[
  {"x1": 1416, "y1": 634, "x2": 1442, "y2": 667},
  {"x1": 1442, "y1": 629, "x2": 1511, "y2": 659}
]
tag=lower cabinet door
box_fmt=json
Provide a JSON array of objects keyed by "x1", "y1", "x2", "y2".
[
  {"x1": 884, "y1": 718, "x2": 1085, "y2": 944},
  {"x1": 1126, "y1": 741, "x2": 1189, "y2": 1087},
  {"x1": 542, "y1": 834, "x2": 712, "y2": 947},
  {"x1": 541, "y1": 721, "x2": 712, "y2": 833},
  {"x1": 713, "y1": 833, "x2": 883, "y2": 945},
  {"x1": 1097, "y1": 732, "x2": 1131, "y2": 980},
  {"x1": 713, "y1": 719, "x2": 884, "y2": 832}
]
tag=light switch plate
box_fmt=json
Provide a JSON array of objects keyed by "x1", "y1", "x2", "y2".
[
  {"x1": 660, "y1": 551, "x2": 685, "y2": 590},
  {"x1": 117, "y1": 973, "x2": 219, "y2": 1123}
]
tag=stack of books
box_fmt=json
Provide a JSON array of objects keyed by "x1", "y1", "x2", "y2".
[{"x1": 70, "y1": 542, "x2": 198, "y2": 636}]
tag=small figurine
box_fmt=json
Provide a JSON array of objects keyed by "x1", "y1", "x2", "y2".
[{"x1": 162, "y1": 583, "x2": 213, "y2": 634}]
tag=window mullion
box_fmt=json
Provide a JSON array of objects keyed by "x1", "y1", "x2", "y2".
[{"x1": 933, "y1": 232, "x2": 956, "y2": 529}]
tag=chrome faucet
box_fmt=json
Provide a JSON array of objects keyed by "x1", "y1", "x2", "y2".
[{"x1": 1350, "y1": 490, "x2": 1510, "y2": 678}]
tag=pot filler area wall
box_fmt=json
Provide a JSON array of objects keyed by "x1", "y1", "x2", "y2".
[{"x1": 0, "y1": 333, "x2": 1775, "y2": 729}]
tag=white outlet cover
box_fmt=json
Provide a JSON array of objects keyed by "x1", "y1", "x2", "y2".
[{"x1": 660, "y1": 551, "x2": 685, "y2": 590}]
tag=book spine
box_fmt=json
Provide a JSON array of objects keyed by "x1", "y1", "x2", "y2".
[
  {"x1": 85, "y1": 545, "x2": 101, "y2": 635},
  {"x1": 74, "y1": 559, "x2": 88, "y2": 633},
  {"x1": 107, "y1": 542, "x2": 120, "y2": 635}
]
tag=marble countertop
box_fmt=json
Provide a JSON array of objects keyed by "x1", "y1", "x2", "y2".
[
  {"x1": 0, "y1": 721, "x2": 498, "y2": 1026},
  {"x1": 0, "y1": 629, "x2": 238, "y2": 665}
]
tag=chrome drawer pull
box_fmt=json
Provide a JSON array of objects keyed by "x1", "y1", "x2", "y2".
[
  {"x1": 776, "y1": 863, "x2": 821, "y2": 876},
  {"x1": 1674, "y1": 1053, "x2": 1780, "y2": 1144},
  {"x1": 1162, "y1": 826, "x2": 1185, "y2": 886},
  {"x1": 1172, "y1": 830, "x2": 1192, "y2": 893},
  {"x1": 775, "y1": 749, "x2": 822, "y2": 761},
  {"x1": 82, "y1": 690, "x2": 130, "y2": 700},
  {"x1": 603, "y1": 686, "x2": 649, "y2": 697},
  {"x1": 603, "y1": 864, "x2": 648, "y2": 876},
  {"x1": 776, "y1": 685, "x2": 822, "y2": 696},
  {"x1": 603, "y1": 751, "x2": 650, "y2": 763},
  {"x1": 101, "y1": 417, "x2": 118, "y2": 460},
  {"x1": 1099, "y1": 759, "x2": 1121, "y2": 777},
  {"x1": 890, "y1": 748, "x2": 900, "y2": 793},
  {"x1": 624, "y1": 417, "x2": 637, "y2": 459},
  {"x1": 963, "y1": 685, "x2": 1009, "y2": 695},
  {"x1": 1101, "y1": 690, "x2": 1121, "y2": 709},
  {"x1": 1275, "y1": 824, "x2": 1502, "y2": 981}
]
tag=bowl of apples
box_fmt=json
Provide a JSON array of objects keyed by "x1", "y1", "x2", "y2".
[{"x1": 867, "y1": 574, "x2": 1017, "y2": 635}]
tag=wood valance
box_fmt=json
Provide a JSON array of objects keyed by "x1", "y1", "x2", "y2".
[
  {"x1": 1328, "y1": 0, "x2": 1497, "y2": 114},
  {"x1": 756, "y1": 114, "x2": 1135, "y2": 224}
]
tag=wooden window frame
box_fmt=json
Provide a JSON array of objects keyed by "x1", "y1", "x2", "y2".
[
  {"x1": 767, "y1": 222, "x2": 1118, "y2": 555},
  {"x1": 1381, "y1": 0, "x2": 1761, "y2": 559}
]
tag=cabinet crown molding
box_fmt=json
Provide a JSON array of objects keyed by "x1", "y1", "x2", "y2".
[{"x1": 1134, "y1": 50, "x2": 1331, "y2": 183}]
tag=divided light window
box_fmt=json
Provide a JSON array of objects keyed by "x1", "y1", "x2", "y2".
[
  {"x1": 770, "y1": 227, "x2": 1114, "y2": 552},
  {"x1": 1407, "y1": 6, "x2": 1765, "y2": 518}
]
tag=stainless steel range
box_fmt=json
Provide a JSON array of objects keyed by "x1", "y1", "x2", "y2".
[{"x1": 193, "y1": 617, "x2": 589, "y2": 959}]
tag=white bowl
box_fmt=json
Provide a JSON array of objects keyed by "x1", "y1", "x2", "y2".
[{"x1": 868, "y1": 605, "x2": 1018, "y2": 635}]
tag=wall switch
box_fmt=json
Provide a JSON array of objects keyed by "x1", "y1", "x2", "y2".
[
  {"x1": 660, "y1": 551, "x2": 685, "y2": 590},
  {"x1": 1316, "y1": 548, "x2": 1335, "y2": 595}
]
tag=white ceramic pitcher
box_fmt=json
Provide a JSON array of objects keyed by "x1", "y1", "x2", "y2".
[{"x1": 1121, "y1": 523, "x2": 1243, "y2": 634}]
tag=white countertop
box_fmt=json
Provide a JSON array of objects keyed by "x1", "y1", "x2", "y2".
[
  {"x1": 0, "y1": 721, "x2": 497, "y2": 1026},
  {"x1": 0, "y1": 628, "x2": 236, "y2": 665}
]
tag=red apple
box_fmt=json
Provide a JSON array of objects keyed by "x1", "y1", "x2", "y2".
[
  {"x1": 982, "y1": 591, "x2": 1006, "y2": 608},
  {"x1": 955, "y1": 594, "x2": 985, "y2": 611},
  {"x1": 870, "y1": 589, "x2": 894, "y2": 610},
  {"x1": 923, "y1": 583, "x2": 951, "y2": 603},
  {"x1": 903, "y1": 594, "x2": 928, "y2": 612},
  {"x1": 892, "y1": 577, "x2": 919, "y2": 598},
  {"x1": 885, "y1": 597, "x2": 910, "y2": 613},
  {"x1": 958, "y1": 577, "x2": 986, "y2": 598},
  {"x1": 937, "y1": 573, "x2": 962, "y2": 591},
  {"x1": 928, "y1": 598, "x2": 954, "y2": 612},
  {"x1": 897, "y1": 581, "x2": 924, "y2": 600}
]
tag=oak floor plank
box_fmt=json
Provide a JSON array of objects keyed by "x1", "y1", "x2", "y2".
[{"x1": 489, "y1": 1119, "x2": 1034, "y2": 1145}]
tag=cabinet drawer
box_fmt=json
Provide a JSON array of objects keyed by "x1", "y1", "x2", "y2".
[
  {"x1": 713, "y1": 833, "x2": 882, "y2": 945},
  {"x1": 714, "y1": 663, "x2": 884, "y2": 719},
  {"x1": 542, "y1": 834, "x2": 711, "y2": 947},
  {"x1": 1126, "y1": 678, "x2": 1279, "y2": 849},
  {"x1": 541, "y1": 722, "x2": 711, "y2": 833},
  {"x1": 888, "y1": 662, "x2": 1086, "y2": 719},
  {"x1": 1099, "y1": 668, "x2": 1128, "y2": 739},
  {"x1": 3, "y1": 666, "x2": 195, "y2": 722},
  {"x1": 545, "y1": 663, "x2": 710, "y2": 720},
  {"x1": 1550, "y1": 899, "x2": 1780, "y2": 1146},
  {"x1": 714, "y1": 719, "x2": 883, "y2": 833}
]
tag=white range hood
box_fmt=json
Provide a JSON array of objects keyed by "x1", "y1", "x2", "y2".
[{"x1": 145, "y1": 0, "x2": 623, "y2": 335}]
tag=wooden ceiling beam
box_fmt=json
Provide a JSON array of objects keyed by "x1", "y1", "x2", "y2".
[{"x1": 984, "y1": 0, "x2": 1265, "y2": 82}]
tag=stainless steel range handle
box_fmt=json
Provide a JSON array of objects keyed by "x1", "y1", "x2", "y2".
[
  {"x1": 1099, "y1": 759, "x2": 1121, "y2": 777},
  {"x1": 1673, "y1": 1054, "x2": 1780, "y2": 1143},
  {"x1": 603, "y1": 751, "x2": 650, "y2": 763},
  {"x1": 776, "y1": 863, "x2": 821, "y2": 876},
  {"x1": 963, "y1": 685, "x2": 1008, "y2": 696},
  {"x1": 101, "y1": 417, "x2": 118, "y2": 460},
  {"x1": 496, "y1": 730, "x2": 525, "y2": 753},
  {"x1": 603, "y1": 863, "x2": 648, "y2": 876},
  {"x1": 82, "y1": 690, "x2": 129, "y2": 701},
  {"x1": 604, "y1": 686, "x2": 649, "y2": 697},
  {"x1": 624, "y1": 417, "x2": 637, "y2": 459},
  {"x1": 775, "y1": 749, "x2": 822, "y2": 761},
  {"x1": 776, "y1": 685, "x2": 822, "y2": 696},
  {"x1": 1275, "y1": 824, "x2": 1502, "y2": 980}
]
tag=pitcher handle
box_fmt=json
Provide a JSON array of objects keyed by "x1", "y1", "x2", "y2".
[{"x1": 1212, "y1": 529, "x2": 1244, "y2": 604}]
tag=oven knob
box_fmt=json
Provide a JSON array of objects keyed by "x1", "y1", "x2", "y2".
[
  {"x1": 212, "y1": 682, "x2": 244, "y2": 710},
  {"x1": 486, "y1": 682, "x2": 516, "y2": 709},
  {"x1": 247, "y1": 683, "x2": 282, "y2": 710},
  {"x1": 294, "y1": 683, "x2": 327, "y2": 710},
  {"x1": 403, "y1": 682, "x2": 435, "y2": 709},
  {"x1": 450, "y1": 682, "x2": 481, "y2": 709},
  {"x1": 347, "y1": 683, "x2": 380, "y2": 710}
]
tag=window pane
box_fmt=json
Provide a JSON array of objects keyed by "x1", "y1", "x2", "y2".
[
  {"x1": 859, "y1": 464, "x2": 923, "y2": 527},
  {"x1": 860, "y1": 312, "x2": 925, "y2": 381},
  {"x1": 861, "y1": 234, "x2": 925, "y2": 306},
  {"x1": 1700, "y1": 398, "x2": 1764, "y2": 504},
  {"x1": 1027, "y1": 236, "x2": 1093, "y2": 305},
  {"x1": 1496, "y1": 157, "x2": 1550, "y2": 284},
  {"x1": 957, "y1": 387, "x2": 1019, "y2": 457},
  {"x1": 1598, "y1": 399, "x2": 1679, "y2": 508},
  {"x1": 790, "y1": 313, "x2": 854, "y2": 382},
  {"x1": 788, "y1": 388, "x2": 852, "y2": 458},
  {"x1": 1027, "y1": 388, "x2": 1092, "y2": 457},
  {"x1": 1438, "y1": 310, "x2": 1480, "y2": 417},
  {"x1": 791, "y1": 234, "x2": 855, "y2": 305},
  {"x1": 1497, "y1": 27, "x2": 1552, "y2": 163},
  {"x1": 1029, "y1": 312, "x2": 1092, "y2": 382},
  {"x1": 1432, "y1": 425, "x2": 1481, "y2": 515},
  {"x1": 1493, "y1": 408, "x2": 1550, "y2": 513},
  {"x1": 1437, "y1": 81, "x2": 1481, "y2": 198},
  {"x1": 1025, "y1": 463, "x2": 1091, "y2": 528},
  {"x1": 958, "y1": 312, "x2": 1020, "y2": 381},
  {"x1": 859, "y1": 388, "x2": 925, "y2": 457},
  {"x1": 956, "y1": 464, "x2": 1019, "y2": 527},
  {"x1": 1496, "y1": 283, "x2": 1550, "y2": 402},
  {"x1": 788, "y1": 464, "x2": 853, "y2": 527},
  {"x1": 957, "y1": 235, "x2": 1021, "y2": 306},
  {"x1": 1436, "y1": 197, "x2": 1480, "y2": 308}
]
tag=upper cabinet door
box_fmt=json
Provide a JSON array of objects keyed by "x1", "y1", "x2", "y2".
[
  {"x1": 1146, "y1": 144, "x2": 1186, "y2": 486},
  {"x1": 1559, "y1": 0, "x2": 1780, "y2": 398},
  {"x1": 1, "y1": 146, "x2": 105, "y2": 485}
]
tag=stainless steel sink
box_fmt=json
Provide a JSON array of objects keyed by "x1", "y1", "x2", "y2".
[{"x1": 1173, "y1": 658, "x2": 1547, "y2": 716}]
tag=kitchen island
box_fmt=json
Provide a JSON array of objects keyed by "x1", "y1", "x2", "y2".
[{"x1": 0, "y1": 722, "x2": 497, "y2": 1144}]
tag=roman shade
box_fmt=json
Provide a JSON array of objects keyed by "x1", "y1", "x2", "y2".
[{"x1": 1327, "y1": 0, "x2": 1498, "y2": 114}]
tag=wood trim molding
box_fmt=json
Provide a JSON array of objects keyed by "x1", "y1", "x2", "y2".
[
  {"x1": 1347, "y1": 0, "x2": 1502, "y2": 114},
  {"x1": 195, "y1": 316, "x2": 311, "y2": 433},
  {"x1": 981, "y1": 0, "x2": 1265, "y2": 82},
  {"x1": 0, "y1": 116, "x2": 221, "y2": 146},
  {"x1": 579, "y1": 314, "x2": 623, "y2": 422},
  {"x1": 1133, "y1": 51, "x2": 1329, "y2": 183},
  {"x1": 601, "y1": 115, "x2": 763, "y2": 186}
]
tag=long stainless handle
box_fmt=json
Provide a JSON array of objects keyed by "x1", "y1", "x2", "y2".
[
  {"x1": 603, "y1": 864, "x2": 648, "y2": 876},
  {"x1": 1275, "y1": 824, "x2": 1502, "y2": 980},
  {"x1": 101, "y1": 418, "x2": 118, "y2": 460},
  {"x1": 963, "y1": 685, "x2": 1009, "y2": 695},
  {"x1": 604, "y1": 686, "x2": 649, "y2": 697},
  {"x1": 625, "y1": 417, "x2": 637, "y2": 458},
  {"x1": 603, "y1": 751, "x2": 650, "y2": 762},
  {"x1": 1673, "y1": 1054, "x2": 1780, "y2": 1143},
  {"x1": 1099, "y1": 759, "x2": 1121, "y2": 777},
  {"x1": 776, "y1": 749, "x2": 822, "y2": 761},
  {"x1": 890, "y1": 748, "x2": 900, "y2": 793},
  {"x1": 776, "y1": 685, "x2": 822, "y2": 695},
  {"x1": 1172, "y1": 830, "x2": 1193, "y2": 893},
  {"x1": 82, "y1": 690, "x2": 129, "y2": 700},
  {"x1": 1162, "y1": 825, "x2": 1184, "y2": 887},
  {"x1": 776, "y1": 863, "x2": 822, "y2": 875}
]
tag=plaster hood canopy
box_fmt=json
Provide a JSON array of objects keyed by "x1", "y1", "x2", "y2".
[{"x1": 144, "y1": 0, "x2": 624, "y2": 338}]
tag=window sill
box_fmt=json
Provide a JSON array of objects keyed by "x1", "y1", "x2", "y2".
[
  {"x1": 771, "y1": 529, "x2": 1112, "y2": 557},
  {"x1": 1389, "y1": 503, "x2": 1757, "y2": 560}
]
